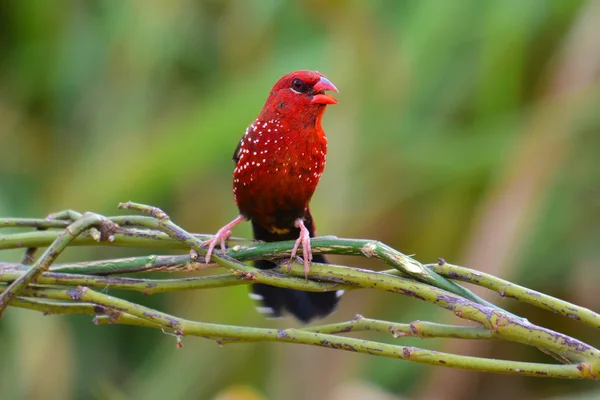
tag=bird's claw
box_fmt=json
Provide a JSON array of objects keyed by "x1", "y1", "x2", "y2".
[
  {"x1": 203, "y1": 228, "x2": 232, "y2": 264},
  {"x1": 289, "y1": 219, "x2": 312, "y2": 279},
  {"x1": 203, "y1": 215, "x2": 247, "y2": 264}
]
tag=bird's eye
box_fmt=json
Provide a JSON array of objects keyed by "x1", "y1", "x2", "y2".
[{"x1": 291, "y1": 78, "x2": 306, "y2": 93}]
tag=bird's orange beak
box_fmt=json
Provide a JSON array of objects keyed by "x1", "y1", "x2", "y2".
[{"x1": 311, "y1": 77, "x2": 339, "y2": 105}]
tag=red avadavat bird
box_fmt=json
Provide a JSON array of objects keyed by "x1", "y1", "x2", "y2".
[{"x1": 204, "y1": 70, "x2": 341, "y2": 322}]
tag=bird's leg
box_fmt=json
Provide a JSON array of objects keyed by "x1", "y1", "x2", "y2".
[
  {"x1": 289, "y1": 218, "x2": 313, "y2": 279},
  {"x1": 203, "y1": 215, "x2": 247, "y2": 263}
]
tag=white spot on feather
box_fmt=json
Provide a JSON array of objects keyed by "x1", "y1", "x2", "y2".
[
  {"x1": 249, "y1": 293, "x2": 263, "y2": 301},
  {"x1": 257, "y1": 306, "x2": 275, "y2": 315}
]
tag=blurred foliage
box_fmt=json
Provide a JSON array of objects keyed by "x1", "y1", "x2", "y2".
[{"x1": 1, "y1": 0, "x2": 600, "y2": 399}]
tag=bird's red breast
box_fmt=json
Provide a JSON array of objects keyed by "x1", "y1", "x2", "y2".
[{"x1": 232, "y1": 70, "x2": 338, "y2": 233}]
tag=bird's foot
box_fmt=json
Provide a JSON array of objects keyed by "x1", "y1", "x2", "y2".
[
  {"x1": 203, "y1": 215, "x2": 246, "y2": 263},
  {"x1": 289, "y1": 218, "x2": 313, "y2": 279}
]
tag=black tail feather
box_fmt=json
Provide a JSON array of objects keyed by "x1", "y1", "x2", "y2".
[{"x1": 250, "y1": 212, "x2": 340, "y2": 323}]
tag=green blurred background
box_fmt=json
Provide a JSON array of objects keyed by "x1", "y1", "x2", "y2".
[{"x1": 1, "y1": 0, "x2": 600, "y2": 399}]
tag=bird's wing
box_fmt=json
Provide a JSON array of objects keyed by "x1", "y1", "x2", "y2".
[
  {"x1": 232, "y1": 127, "x2": 249, "y2": 164},
  {"x1": 232, "y1": 139, "x2": 242, "y2": 164}
]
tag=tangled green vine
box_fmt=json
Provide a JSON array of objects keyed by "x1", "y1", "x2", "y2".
[{"x1": 0, "y1": 202, "x2": 598, "y2": 379}]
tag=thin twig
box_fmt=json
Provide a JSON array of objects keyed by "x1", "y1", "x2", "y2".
[
  {"x1": 2, "y1": 229, "x2": 597, "y2": 330},
  {"x1": 0, "y1": 213, "x2": 113, "y2": 317},
  {"x1": 303, "y1": 315, "x2": 495, "y2": 340},
  {"x1": 2, "y1": 208, "x2": 600, "y2": 379},
  {"x1": 70, "y1": 286, "x2": 596, "y2": 379},
  {"x1": 0, "y1": 218, "x2": 70, "y2": 229},
  {"x1": 429, "y1": 263, "x2": 600, "y2": 329},
  {"x1": 117, "y1": 202, "x2": 511, "y2": 318},
  {"x1": 280, "y1": 260, "x2": 600, "y2": 365}
]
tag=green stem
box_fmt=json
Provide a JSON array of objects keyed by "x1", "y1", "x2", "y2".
[
  {"x1": 74, "y1": 286, "x2": 596, "y2": 380},
  {"x1": 0, "y1": 218, "x2": 70, "y2": 229},
  {"x1": 430, "y1": 262, "x2": 600, "y2": 329},
  {"x1": 3, "y1": 242, "x2": 596, "y2": 331},
  {"x1": 94, "y1": 314, "x2": 162, "y2": 329},
  {"x1": 12, "y1": 256, "x2": 591, "y2": 366},
  {"x1": 2, "y1": 208, "x2": 599, "y2": 379},
  {"x1": 0, "y1": 270, "x2": 245, "y2": 293},
  {"x1": 116, "y1": 203, "x2": 511, "y2": 320},
  {"x1": 281, "y1": 260, "x2": 600, "y2": 364},
  {"x1": 0, "y1": 212, "x2": 501, "y2": 313},
  {"x1": 53, "y1": 255, "x2": 214, "y2": 275},
  {"x1": 304, "y1": 315, "x2": 495, "y2": 339},
  {"x1": 11, "y1": 297, "x2": 102, "y2": 316},
  {"x1": 0, "y1": 213, "x2": 111, "y2": 317},
  {"x1": 6, "y1": 247, "x2": 593, "y2": 365},
  {"x1": 0, "y1": 269, "x2": 346, "y2": 294}
]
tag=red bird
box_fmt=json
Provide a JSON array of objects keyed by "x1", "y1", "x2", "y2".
[{"x1": 204, "y1": 70, "x2": 341, "y2": 322}]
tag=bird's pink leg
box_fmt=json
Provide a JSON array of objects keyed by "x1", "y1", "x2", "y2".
[
  {"x1": 289, "y1": 218, "x2": 313, "y2": 279},
  {"x1": 203, "y1": 215, "x2": 247, "y2": 263}
]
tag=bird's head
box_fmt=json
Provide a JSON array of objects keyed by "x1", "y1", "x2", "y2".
[{"x1": 264, "y1": 70, "x2": 338, "y2": 120}]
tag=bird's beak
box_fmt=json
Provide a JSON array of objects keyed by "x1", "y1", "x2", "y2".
[{"x1": 311, "y1": 77, "x2": 339, "y2": 105}]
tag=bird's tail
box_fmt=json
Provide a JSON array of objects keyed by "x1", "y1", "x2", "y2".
[{"x1": 250, "y1": 210, "x2": 341, "y2": 323}]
